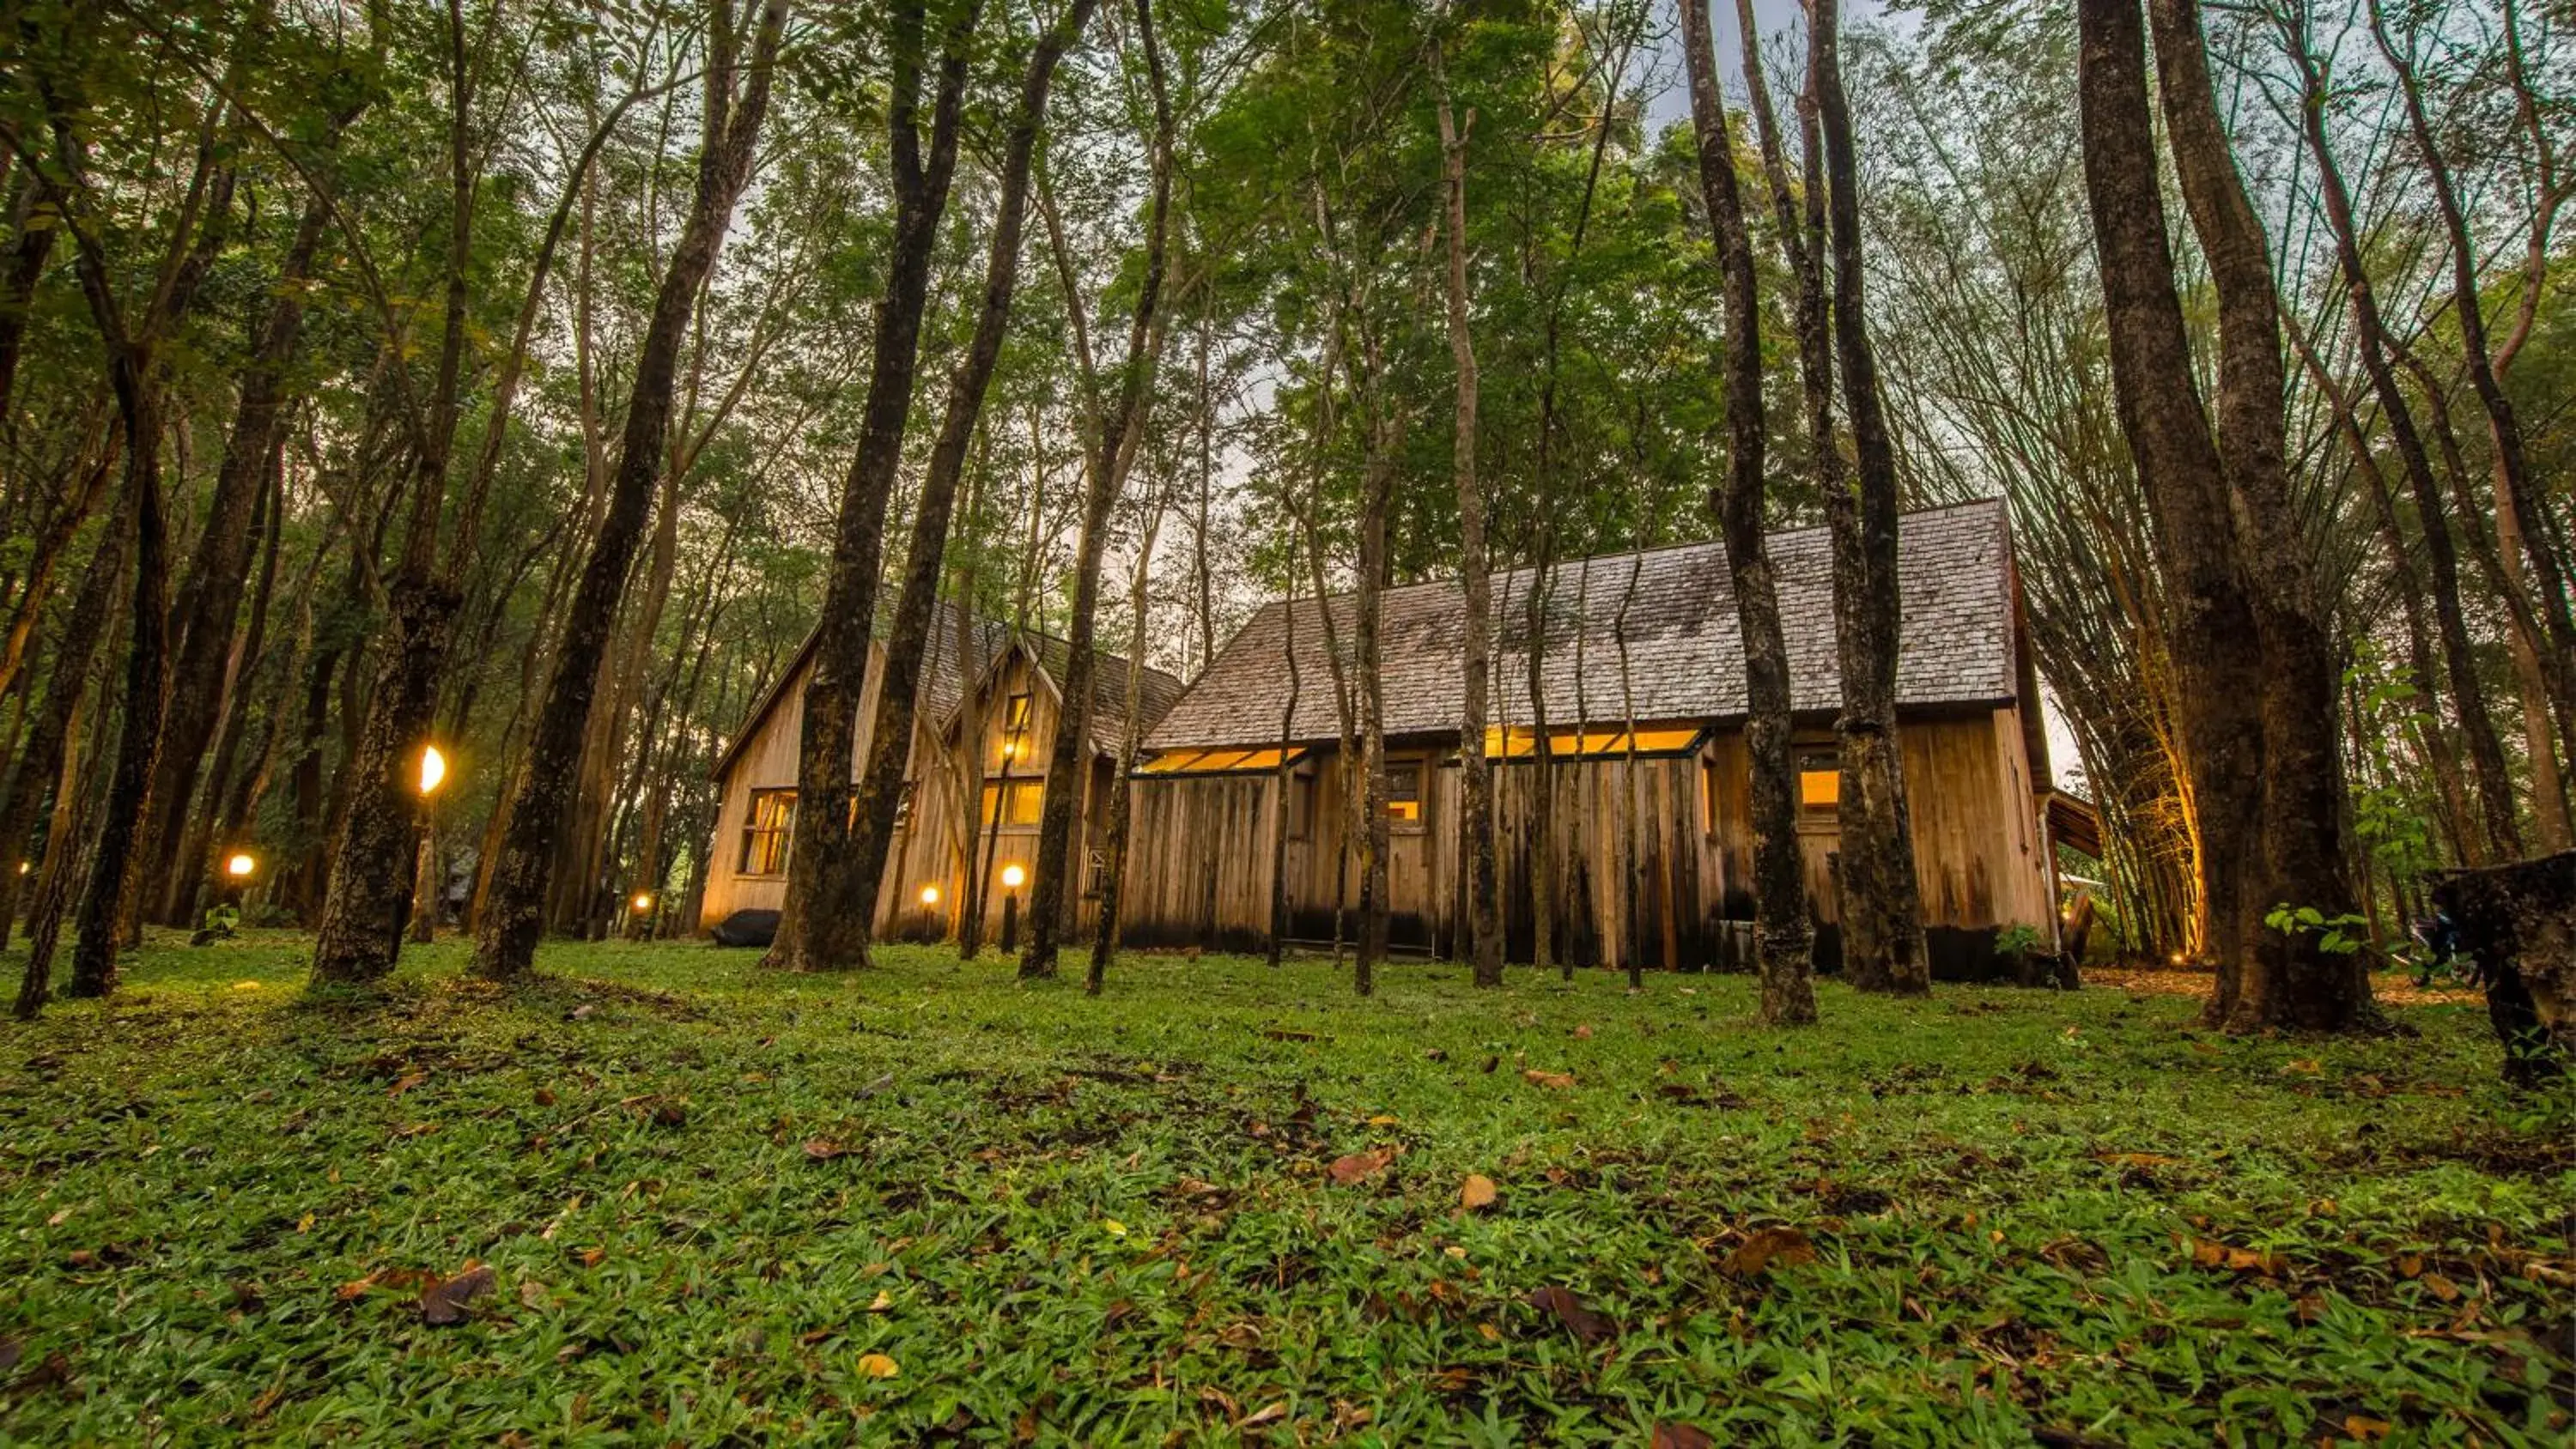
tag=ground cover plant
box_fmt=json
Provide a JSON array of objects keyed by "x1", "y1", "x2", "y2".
[{"x1": 1, "y1": 934, "x2": 2569, "y2": 1446}]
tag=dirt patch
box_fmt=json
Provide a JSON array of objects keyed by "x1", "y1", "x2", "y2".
[{"x1": 2083, "y1": 967, "x2": 2479, "y2": 1009}]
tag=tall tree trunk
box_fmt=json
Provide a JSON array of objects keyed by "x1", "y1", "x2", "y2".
[
  {"x1": 2286, "y1": 27, "x2": 2518, "y2": 861},
  {"x1": 477, "y1": 0, "x2": 787, "y2": 979},
  {"x1": 1021, "y1": 0, "x2": 1174, "y2": 982},
  {"x1": 2370, "y1": 0, "x2": 2576, "y2": 848},
  {"x1": 2075, "y1": 0, "x2": 2293, "y2": 1019},
  {"x1": 1266, "y1": 575, "x2": 1300, "y2": 968},
  {"x1": 138, "y1": 191, "x2": 331, "y2": 922},
  {"x1": 841, "y1": 0, "x2": 1097, "y2": 969},
  {"x1": 2150, "y1": 0, "x2": 2362, "y2": 1028},
  {"x1": 771, "y1": 0, "x2": 982, "y2": 973},
  {"x1": 0, "y1": 458, "x2": 125, "y2": 944},
  {"x1": 1350, "y1": 388, "x2": 1394, "y2": 998},
  {"x1": 1682, "y1": 0, "x2": 1814, "y2": 1021},
  {"x1": 1088, "y1": 476, "x2": 1164, "y2": 994},
  {"x1": 1436, "y1": 61, "x2": 1501, "y2": 991},
  {"x1": 310, "y1": 1, "x2": 483, "y2": 985},
  {"x1": 171, "y1": 452, "x2": 288, "y2": 926},
  {"x1": 1814, "y1": 0, "x2": 1928, "y2": 996}
]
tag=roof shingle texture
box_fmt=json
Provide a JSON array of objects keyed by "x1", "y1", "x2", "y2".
[{"x1": 1147, "y1": 500, "x2": 2016, "y2": 751}]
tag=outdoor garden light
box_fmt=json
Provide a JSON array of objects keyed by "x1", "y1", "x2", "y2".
[
  {"x1": 15, "y1": 860, "x2": 26, "y2": 876},
  {"x1": 418, "y1": 744, "x2": 449, "y2": 797},
  {"x1": 631, "y1": 892, "x2": 654, "y2": 914},
  {"x1": 1000, "y1": 863, "x2": 1026, "y2": 889},
  {"x1": 226, "y1": 852, "x2": 258, "y2": 879},
  {"x1": 920, "y1": 884, "x2": 941, "y2": 906}
]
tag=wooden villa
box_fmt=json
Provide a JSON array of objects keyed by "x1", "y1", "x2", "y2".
[
  {"x1": 1117, "y1": 499, "x2": 2077, "y2": 979},
  {"x1": 698, "y1": 604, "x2": 1186, "y2": 943}
]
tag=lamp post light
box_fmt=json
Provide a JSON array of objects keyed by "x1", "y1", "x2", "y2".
[
  {"x1": 999, "y1": 863, "x2": 1027, "y2": 953},
  {"x1": 408, "y1": 744, "x2": 449, "y2": 944}
]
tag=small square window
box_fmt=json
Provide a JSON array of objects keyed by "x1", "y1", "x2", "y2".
[
  {"x1": 1798, "y1": 749, "x2": 1839, "y2": 811},
  {"x1": 740, "y1": 788, "x2": 796, "y2": 875},
  {"x1": 1385, "y1": 760, "x2": 1424, "y2": 829}
]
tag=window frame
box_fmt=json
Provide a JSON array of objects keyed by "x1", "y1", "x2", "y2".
[
  {"x1": 1383, "y1": 757, "x2": 1427, "y2": 834},
  {"x1": 981, "y1": 778, "x2": 1046, "y2": 831},
  {"x1": 739, "y1": 787, "x2": 797, "y2": 876}
]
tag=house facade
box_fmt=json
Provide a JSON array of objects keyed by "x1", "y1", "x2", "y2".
[
  {"x1": 1118, "y1": 500, "x2": 2079, "y2": 979},
  {"x1": 698, "y1": 605, "x2": 1184, "y2": 944}
]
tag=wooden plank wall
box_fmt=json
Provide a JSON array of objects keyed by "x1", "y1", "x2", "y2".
[{"x1": 1110, "y1": 708, "x2": 2059, "y2": 972}]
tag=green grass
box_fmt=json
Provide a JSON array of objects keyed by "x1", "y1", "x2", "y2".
[{"x1": 1, "y1": 932, "x2": 2568, "y2": 1446}]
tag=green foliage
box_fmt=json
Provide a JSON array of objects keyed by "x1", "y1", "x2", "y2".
[
  {"x1": 2263, "y1": 903, "x2": 2373, "y2": 958},
  {"x1": 0, "y1": 932, "x2": 2565, "y2": 1443}
]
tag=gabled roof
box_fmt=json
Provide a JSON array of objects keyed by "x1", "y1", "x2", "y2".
[
  {"x1": 714, "y1": 598, "x2": 1187, "y2": 781},
  {"x1": 1146, "y1": 499, "x2": 2020, "y2": 752}
]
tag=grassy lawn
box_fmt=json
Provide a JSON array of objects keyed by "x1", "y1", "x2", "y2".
[{"x1": 1, "y1": 933, "x2": 2568, "y2": 1446}]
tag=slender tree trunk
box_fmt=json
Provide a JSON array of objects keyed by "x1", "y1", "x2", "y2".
[
  {"x1": 139, "y1": 194, "x2": 331, "y2": 922},
  {"x1": 1814, "y1": 0, "x2": 1927, "y2": 996},
  {"x1": 1266, "y1": 575, "x2": 1301, "y2": 967},
  {"x1": 771, "y1": 0, "x2": 981, "y2": 972},
  {"x1": 2287, "y1": 29, "x2": 2518, "y2": 862},
  {"x1": 0, "y1": 460, "x2": 125, "y2": 944},
  {"x1": 1088, "y1": 477, "x2": 1164, "y2": 994},
  {"x1": 477, "y1": 0, "x2": 787, "y2": 979},
  {"x1": 842, "y1": 0, "x2": 1097, "y2": 968},
  {"x1": 1682, "y1": 0, "x2": 1814, "y2": 1021},
  {"x1": 1351, "y1": 394, "x2": 1393, "y2": 998},
  {"x1": 1021, "y1": 0, "x2": 1174, "y2": 981},
  {"x1": 1435, "y1": 67, "x2": 1501, "y2": 990}
]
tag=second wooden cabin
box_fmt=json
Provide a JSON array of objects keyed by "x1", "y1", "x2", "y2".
[
  {"x1": 698, "y1": 604, "x2": 1185, "y2": 944},
  {"x1": 1118, "y1": 500, "x2": 2087, "y2": 979}
]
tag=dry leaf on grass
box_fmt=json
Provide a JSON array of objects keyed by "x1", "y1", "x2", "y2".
[
  {"x1": 1327, "y1": 1148, "x2": 1394, "y2": 1185},
  {"x1": 419, "y1": 1264, "x2": 496, "y2": 1326},
  {"x1": 1725, "y1": 1227, "x2": 1819, "y2": 1276},
  {"x1": 1522, "y1": 1069, "x2": 1575, "y2": 1090},
  {"x1": 1652, "y1": 1424, "x2": 1716, "y2": 1449},
  {"x1": 1526, "y1": 1285, "x2": 1616, "y2": 1343},
  {"x1": 1459, "y1": 1173, "x2": 1498, "y2": 1211},
  {"x1": 856, "y1": 1352, "x2": 900, "y2": 1379}
]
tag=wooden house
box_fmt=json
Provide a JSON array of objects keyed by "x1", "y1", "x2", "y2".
[
  {"x1": 698, "y1": 604, "x2": 1186, "y2": 943},
  {"x1": 1120, "y1": 500, "x2": 2077, "y2": 979}
]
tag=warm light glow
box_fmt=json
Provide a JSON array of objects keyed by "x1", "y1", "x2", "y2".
[
  {"x1": 2170, "y1": 952, "x2": 2186, "y2": 966},
  {"x1": 417, "y1": 744, "x2": 448, "y2": 796},
  {"x1": 630, "y1": 892, "x2": 654, "y2": 914},
  {"x1": 14, "y1": 861, "x2": 26, "y2": 876},
  {"x1": 919, "y1": 884, "x2": 941, "y2": 906},
  {"x1": 225, "y1": 852, "x2": 257, "y2": 879},
  {"x1": 1000, "y1": 864, "x2": 1026, "y2": 889}
]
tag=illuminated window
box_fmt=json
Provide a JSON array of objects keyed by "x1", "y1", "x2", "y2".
[
  {"x1": 1798, "y1": 749, "x2": 1839, "y2": 811},
  {"x1": 1483, "y1": 724, "x2": 1705, "y2": 760},
  {"x1": 1385, "y1": 761, "x2": 1424, "y2": 828},
  {"x1": 740, "y1": 789, "x2": 796, "y2": 875},
  {"x1": 996, "y1": 693, "x2": 1033, "y2": 767},
  {"x1": 981, "y1": 779, "x2": 1045, "y2": 828}
]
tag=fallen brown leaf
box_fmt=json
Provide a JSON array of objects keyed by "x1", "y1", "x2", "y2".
[
  {"x1": 1652, "y1": 1424, "x2": 1716, "y2": 1449},
  {"x1": 1327, "y1": 1148, "x2": 1394, "y2": 1185},
  {"x1": 802, "y1": 1137, "x2": 850, "y2": 1161},
  {"x1": 1527, "y1": 1284, "x2": 1615, "y2": 1343},
  {"x1": 1522, "y1": 1069, "x2": 1575, "y2": 1090},
  {"x1": 1459, "y1": 1173, "x2": 1498, "y2": 1211},
  {"x1": 1725, "y1": 1226, "x2": 1819, "y2": 1276},
  {"x1": 1239, "y1": 1401, "x2": 1289, "y2": 1428},
  {"x1": 419, "y1": 1264, "x2": 496, "y2": 1326},
  {"x1": 388, "y1": 1073, "x2": 428, "y2": 1098}
]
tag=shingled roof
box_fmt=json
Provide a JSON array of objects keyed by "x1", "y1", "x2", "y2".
[
  {"x1": 714, "y1": 601, "x2": 1187, "y2": 781},
  {"x1": 1146, "y1": 499, "x2": 2020, "y2": 752}
]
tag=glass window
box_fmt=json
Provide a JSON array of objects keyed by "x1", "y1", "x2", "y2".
[
  {"x1": 996, "y1": 693, "x2": 1034, "y2": 767},
  {"x1": 981, "y1": 779, "x2": 1045, "y2": 828},
  {"x1": 1385, "y1": 760, "x2": 1424, "y2": 827},
  {"x1": 1798, "y1": 749, "x2": 1840, "y2": 811},
  {"x1": 740, "y1": 788, "x2": 796, "y2": 875}
]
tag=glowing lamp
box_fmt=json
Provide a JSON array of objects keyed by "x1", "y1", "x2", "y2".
[
  {"x1": 630, "y1": 892, "x2": 654, "y2": 914},
  {"x1": 919, "y1": 884, "x2": 941, "y2": 906},
  {"x1": 225, "y1": 852, "x2": 258, "y2": 879},
  {"x1": 1000, "y1": 863, "x2": 1026, "y2": 890},
  {"x1": 417, "y1": 744, "x2": 449, "y2": 797},
  {"x1": 14, "y1": 861, "x2": 27, "y2": 876}
]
